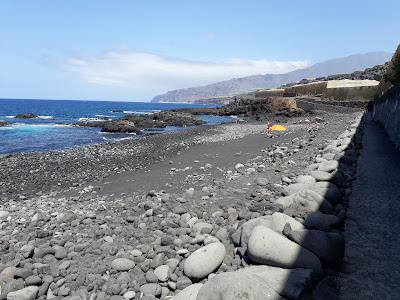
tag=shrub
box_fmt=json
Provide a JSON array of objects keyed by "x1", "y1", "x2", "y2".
[{"x1": 383, "y1": 45, "x2": 400, "y2": 85}]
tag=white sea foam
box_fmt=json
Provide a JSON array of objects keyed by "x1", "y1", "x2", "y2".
[
  {"x1": 37, "y1": 115, "x2": 54, "y2": 119},
  {"x1": 78, "y1": 117, "x2": 108, "y2": 122},
  {"x1": 123, "y1": 110, "x2": 154, "y2": 115},
  {"x1": 5, "y1": 115, "x2": 15, "y2": 119}
]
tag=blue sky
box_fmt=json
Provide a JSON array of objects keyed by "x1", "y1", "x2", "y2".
[{"x1": 0, "y1": 0, "x2": 399, "y2": 101}]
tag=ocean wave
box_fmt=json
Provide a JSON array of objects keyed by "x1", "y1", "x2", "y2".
[
  {"x1": 3, "y1": 115, "x2": 54, "y2": 119},
  {"x1": 100, "y1": 131, "x2": 137, "y2": 136},
  {"x1": 123, "y1": 110, "x2": 154, "y2": 115},
  {"x1": 78, "y1": 117, "x2": 110, "y2": 122}
]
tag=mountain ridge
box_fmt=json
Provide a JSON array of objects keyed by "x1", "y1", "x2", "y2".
[{"x1": 151, "y1": 51, "x2": 392, "y2": 103}]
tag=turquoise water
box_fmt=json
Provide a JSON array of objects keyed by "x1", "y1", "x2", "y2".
[{"x1": 0, "y1": 99, "x2": 230, "y2": 154}]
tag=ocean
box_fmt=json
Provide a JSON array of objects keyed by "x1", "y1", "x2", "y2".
[{"x1": 0, "y1": 99, "x2": 230, "y2": 154}]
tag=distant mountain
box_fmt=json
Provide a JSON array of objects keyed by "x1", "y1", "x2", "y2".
[{"x1": 151, "y1": 51, "x2": 392, "y2": 103}]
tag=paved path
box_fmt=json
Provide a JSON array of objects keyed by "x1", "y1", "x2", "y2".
[{"x1": 339, "y1": 120, "x2": 400, "y2": 299}]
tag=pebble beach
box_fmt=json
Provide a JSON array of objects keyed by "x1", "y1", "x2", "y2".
[{"x1": 0, "y1": 110, "x2": 363, "y2": 299}]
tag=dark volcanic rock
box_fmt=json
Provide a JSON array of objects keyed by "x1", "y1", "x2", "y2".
[
  {"x1": 15, "y1": 113, "x2": 37, "y2": 119},
  {"x1": 85, "y1": 111, "x2": 205, "y2": 133},
  {"x1": 101, "y1": 120, "x2": 140, "y2": 134},
  {"x1": 0, "y1": 121, "x2": 9, "y2": 127}
]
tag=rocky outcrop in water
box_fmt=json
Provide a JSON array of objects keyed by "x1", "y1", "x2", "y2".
[
  {"x1": 15, "y1": 113, "x2": 37, "y2": 119},
  {"x1": 79, "y1": 111, "x2": 205, "y2": 134}
]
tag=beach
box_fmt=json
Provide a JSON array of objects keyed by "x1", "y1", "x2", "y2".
[
  {"x1": 1, "y1": 111, "x2": 354, "y2": 201},
  {"x1": 0, "y1": 109, "x2": 362, "y2": 299}
]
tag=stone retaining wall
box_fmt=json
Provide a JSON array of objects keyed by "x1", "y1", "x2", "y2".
[{"x1": 372, "y1": 85, "x2": 400, "y2": 145}]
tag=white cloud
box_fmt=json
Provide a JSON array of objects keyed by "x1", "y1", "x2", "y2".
[{"x1": 61, "y1": 51, "x2": 309, "y2": 98}]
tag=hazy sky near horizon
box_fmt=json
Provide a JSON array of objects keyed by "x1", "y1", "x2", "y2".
[{"x1": 1, "y1": 0, "x2": 399, "y2": 101}]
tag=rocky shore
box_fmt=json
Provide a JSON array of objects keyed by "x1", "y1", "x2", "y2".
[
  {"x1": 78, "y1": 111, "x2": 205, "y2": 134},
  {"x1": 0, "y1": 110, "x2": 363, "y2": 300}
]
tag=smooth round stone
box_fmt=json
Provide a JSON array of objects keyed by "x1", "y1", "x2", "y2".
[
  {"x1": 171, "y1": 283, "x2": 203, "y2": 300},
  {"x1": 285, "y1": 183, "x2": 313, "y2": 195},
  {"x1": 7, "y1": 286, "x2": 39, "y2": 300},
  {"x1": 131, "y1": 249, "x2": 142, "y2": 257},
  {"x1": 111, "y1": 258, "x2": 135, "y2": 271},
  {"x1": 247, "y1": 225, "x2": 322, "y2": 274},
  {"x1": 309, "y1": 182, "x2": 341, "y2": 205},
  {"x1": 196, "y1": 270, "x2": 281, "y2": 300},
  {"x1": 0, "y1": 210, "x2": 9, "y2": 220},
  {"x1": 254, "y1": 177, "x2": 269, "y2": 186},
  {"x1": 25, "y1": 275, "x2": 42, "y2": 286},
  {"x1": 123, "y1": 291, "x2": 136, "y2": 300},
  {"x1": 295, "y1": 175, "x2": 316, "y2": 185},
  {"x1": 154, "y1": 265, "x2": 170, "y2": 282},
  {"x1": 192, "y1": 222, "x2": 213, "y2": 234},
  {"x1": 184, "y1": 242, "x2": 226, "y2": 281},
  {"x1": 177, "y1": 249, "x2": 189, "y2": 255},
  {"x1": 270, "y1": 212, "x2": 304, "y2": 233},
  {"x1": 318, "y1": 160, "x2": 339, "y2": 173},
  {"x1": 310, "y1": 170, "x2": 334, "y2": 181},
  {"x1": 140, "y1": 283, "x2": 162, "y2": 297}
]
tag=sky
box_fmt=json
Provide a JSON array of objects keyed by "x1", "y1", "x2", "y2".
[{"x1": 0, "y1": 0, "x2": 399, "y2": 101}]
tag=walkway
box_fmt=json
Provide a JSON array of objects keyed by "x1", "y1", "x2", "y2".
[{"x1": 339, "y1": 120, "x2": 400, "y2": 299}]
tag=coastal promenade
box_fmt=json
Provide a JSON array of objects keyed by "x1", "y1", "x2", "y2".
[{"x1": 338, "y1": 120, "x2": 400, "y2": 299}]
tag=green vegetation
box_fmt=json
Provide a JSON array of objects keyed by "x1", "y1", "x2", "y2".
[{"x1": 383, "y1": 46, "x2": 400, "y2": 85}]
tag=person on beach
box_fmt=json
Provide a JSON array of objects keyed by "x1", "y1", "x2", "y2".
[{"x1": 266, "y1": 121, "x2": 272, "y2": 135}]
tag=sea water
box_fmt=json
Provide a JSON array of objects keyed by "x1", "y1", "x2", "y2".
[{"x1": 0, "y1": 99, "x2": 230, "y2": 154}]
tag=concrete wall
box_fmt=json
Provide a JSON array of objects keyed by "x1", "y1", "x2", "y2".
[
  {"x1": 296, "y1": 98, "x2": 362, "y2": 114},
  {"x1": 283, "y1": 82, "x2": 327, "y2": 96},
  {"x1": 372, "y1": 85, "x2": 400, "y2": 145},
  {"x1": 256, "y1": 80, "x2": 379, "y2": 102},
  {"x1": 255, "y1": 89, "x2": 285, "y2": 98},
  {"x1": 323, "y1": 84, "x2": 378, "y2": 101}
]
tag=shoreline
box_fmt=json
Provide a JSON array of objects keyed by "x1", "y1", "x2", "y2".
[
  {"x1": 0, "y1": 110, "x2": 357, "y2": 200},
  {"x1": 0, "y1": 110, "x2": 362, "y2": 299}
]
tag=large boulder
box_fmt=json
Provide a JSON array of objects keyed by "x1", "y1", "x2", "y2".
[
  {"x1": 303, "y1": 212, "x2": 341, "y2": 231},
  {"x1": 243, "y1": 266, "x2": 313, "y2": 299},
  {"x1": 196, "y1": 270, "x2": 284, "y2": 300},
  {"x1": 275, "y1": 190, "x2": 332, "y2": 217},
  {"x1": 247, "y1": 226, "x2": 323, "y2": 274},
  {"x1": 309, "y1": 182, "x2": 341, "y2": 205},
  {"x1": 296, "y1": 175, "x2": 316, "y2": 185},
  {"x1": 284, "y1": 183, "x2": 313, "y2": 196},
  {"x1": 231, "y1": 216, "x2": 273, "y2": 247},
  {"x1": 171, "y1": 283, "x2": 203, "y2": 300},
  {"x1": 183, "y1": 242, "x2": 226, "y2": 281},
  {"x1": 284, "y1": 226, "x2": 345, "y2": 269},
  {"x1": 310, "y1": 170, "x2": 335, "y2": 182},
  {"x1": 317, "y1": 160, "x2": 339, "y2": 173},
  {"x1": 232, "y1": 213, "x2": 303, "y2": 248},
  {"x1": 270, "y1": 212, "x2": 305, "y2": 234}
]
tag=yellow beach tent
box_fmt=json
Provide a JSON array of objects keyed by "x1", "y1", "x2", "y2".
[{"x1": 271, "y1": 124, "x2": 287, "y2": 132}]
